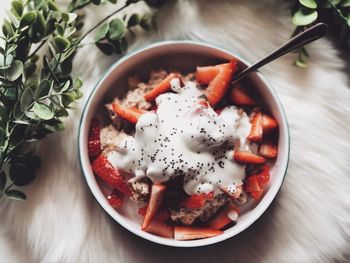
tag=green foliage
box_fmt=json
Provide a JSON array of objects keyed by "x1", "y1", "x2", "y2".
[
  {"x1": 292, "y1": 0, "x2": 350, "y2": 67},
  {"x1": 0, "y1": 0, "x2": 164, "y2": 201}
]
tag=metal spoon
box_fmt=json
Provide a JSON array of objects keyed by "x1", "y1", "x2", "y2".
[{"x1": 231, "y1": 23, "x2": 328, "y2": 84}]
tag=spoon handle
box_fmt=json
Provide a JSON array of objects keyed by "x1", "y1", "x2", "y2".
[{"x1": 232, "y1": 23, "x2": 328, "y2": 83}]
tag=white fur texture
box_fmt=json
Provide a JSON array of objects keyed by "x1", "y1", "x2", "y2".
[{"x1": 1, "y1": 0, "x2": 350, "y2": 262}]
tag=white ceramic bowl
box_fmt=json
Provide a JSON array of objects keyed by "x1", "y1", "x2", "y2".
[{"x1": 78, "y1": 41, "x2": 290, "y2": 247}]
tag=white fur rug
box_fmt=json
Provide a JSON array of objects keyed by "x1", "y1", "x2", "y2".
[{"x1": 1, "y1": 0, "x2": 350, "y2": 262}]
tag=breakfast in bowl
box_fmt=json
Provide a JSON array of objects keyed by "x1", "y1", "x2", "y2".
[{"x1": 87, "y1": 58, "x2": 279, "y2": 241}]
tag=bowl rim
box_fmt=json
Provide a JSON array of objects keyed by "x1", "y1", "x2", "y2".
[{"x1": 78, "y1": 40, "x2": 290, "y2": 247}]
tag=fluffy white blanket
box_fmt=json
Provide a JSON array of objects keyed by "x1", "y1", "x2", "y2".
[{"x1": 1, "y1": 0, "x2": 350, "y2": 262}]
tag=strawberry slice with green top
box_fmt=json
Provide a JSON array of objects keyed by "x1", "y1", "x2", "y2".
[
  {"x1": 247, "y1": 109, "x2": 263, "y2": 142},
  {"x1": 203, "y1": 60, "x2": 237, "y2": 106},
  {"x1": 174, "y1": 226, "x2": 223, "y2": 240},
  {"x1": 107, "y1": 189, "x2": 124, "y2": 208},
  {"x1": 230, "y1": 84, "x2": 256, "y2": 106},
  {"x1": 112, "y1": 102, "x2": 146, "y2": 124},
  {"x1": 234, "y1": 151, "x2": 266, "y2": 164},
  {"x1": 180, "y1": 192, "x2": 214, "y2": 209},
  {"x1": 92, "y1": 155, "x2": 132, "y2": 197},
  {"x1": 144, "y1": 73, "x2": 179, "y2": 102},
  {"x1": 88, "y1": 118, "x2": 101, "y2": 159},
  {"x1": 141, "y1": 184, "x2": 167, "y2": 230}
]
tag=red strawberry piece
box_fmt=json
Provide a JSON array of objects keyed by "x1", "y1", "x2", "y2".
[
  {"x1": 88, "y1": 118, "x2": 101, "y2": 159},
  {"x1": 259, "y1": 141, "x2": 278, "y2": 159},
  {"x1": 256, "y1": 170, "x2": 270, "y2": 189},
  {"x1": 143, "y1": 220, "x2": 174, "y2": 238},
  {"x1": 220, "y1": 185, "x2": 242, "y2": 199},
  {"x1": 174, "y1": 226, "x2": 223, "y2": 240},
  {"x1": 180, "y1": 192, "x2": 214, "y2": 209},
  {"x1": 247, "y1": 109, "x2": 263, "y2": 142},
  {"x1": 138, "y1": 206, "x2": 170, "y2": 221},
  {"x1": 245, "y1": 175, "x2": 261, "y2": 193},
  {"x1": 204, "y1": 60, "x2": 237, "y2": 106},
  {"x1": 230, "y1": 84, "x2": 256, "y2": 106},
  {"x1": 92, "y1": 155, "x2": 132, "y2": 197},
  {"x1": 107, "y1": 189, "x2": 124, "y2": 208},
  {"x1": 196, "y1": 65, "x2": 220, "y2": 85},
  {"x1": 141, "y1": 184, "x2": 167, "y2": 230},
  {"x1": 234, "y1": 151, "x2": 266, "y2": 165},
  {"x1": 250, "y1": 190, "x2": 264, "y2": 201},
  {"x1": 206, "y1": 204, "x2": 239, "y2": 230},
  {"x1": 112, "y1": 102, "x2": 146, "y2": 124},
  {"x1": 262, "y1": 113, "x2": 278, "y2": 134},
  {"x1": 144, "y1": 73, "x2": 179, "y2": 102}
]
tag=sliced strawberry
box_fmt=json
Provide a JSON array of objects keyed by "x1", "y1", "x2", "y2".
[
  {"x1": 257, "y1": 171, "x2": 270, "y2": 189},
  {"x1": 174, "y1": 226, "x2": 223, "y2": 240},
  {"x1": 247, "y1": 110, "x2": 263, "y2": 142},
  {"x1": 250, "y1": 190, "x2": 264, "y2": 201},
  {"x1": 204, "y1": 60, "x2": 237, "y2": 106},
  {"x1": 245, "y1": 175, "x2": 261, "y2": 193},
  {"x1": 234, "y1": 151, "x2": 266, "y2": 165},
  {"x1": 230, "y1": 84, "x2": 256, "y2": 106},
  {"x1": 180, "y1": 192, "x2": 214, "y2": 209},
  {"x1": 88, "y1": 118, "x2": 101, "y2": 159},
  {"x1": 259, "y1": 141, "x2": 278, "y2": 159},
  {"x1": 144, "y1": 73, "x2": 179, "y2": 102},
  {"x1": 141, "y1": 184, "x2": 167, "y2": 230},
  {"x1": 138, "y1": 206, "x2": 170, "y2": 221},
  {"x1": 206, "y1": 204, "x2": 239, "y2": 230},
  {"x1": 107, "y1": 189, "x2": 124, "y2": 208},
  {"x1": 262, "y1": 113, "x2": 278, "y2": 134},
  {"x1": 220, "y1": 185, "x2": 242, "y2": 199},
  {"x1": 196, "y1": 65, "x2": 220, "y2": 85},
  {"x1": 112, "y1": 102, "x2": 146, "y2": 124},
  {"x1": 144, "y1": 219, "x2": 174, "y2": 238},
  {"x1": 92, "y1": 155, "x2": 132, "y2": 196}
]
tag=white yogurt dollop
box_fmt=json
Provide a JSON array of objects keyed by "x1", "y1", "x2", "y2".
[{"x1": 108, "y1": 78, "x2": 252, "y2": 195}]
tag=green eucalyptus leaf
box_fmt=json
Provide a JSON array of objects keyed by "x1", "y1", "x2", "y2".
[
  {"x1": 0, "y1": 171, "x2": 6, "y2": 191},
  {"x1": 2, "y1": 20, "x2": 15, "y2": 37},
  {"x1": 0, "y1": 53, "x2": 13, "y2": 67},
  {"x1": 92, "y1": 0, "x2": 102, "y2": 4},
  {"x1": 5, "y1": 189, "x2": 27, "y2": 201},
  {"x1": 11, "y1": 1, "x2": 23, "y2": 17},
  {"x1": 54, "y1": 22, "x2": 64, "y2": 36},
  {"x1": 64, "y1": 27, "x2": 76, "y2": 38},
  {"x1": 108, "y1": 0, "x2": 118, "y2": 3},
  {"x1": 95, "y1": 23, "x2": 109, "y2": 42},
  {"x1": 295, "y1": 58, "x2": 307, "y2": 68},
  {"x1": 33, "y1": 103, "x2": 54, "y2": 120},
  {"x1": 341, "y1": 0, "x2": 350, "y2": 7},
  {"x1": 62, "y1": 13, "x2": 77, "y2": 24},
  {"x1": 140, "y1": 14, "x2": 152, "y2": 31},
  {"x1": 7, "y1": 45, "x2": 17, "y2": 55},
  {"x1": 95, "y1": 41, "x2": 114, "y2": 55},
  {"x1": 299, "y1": 0, "x2": 317, "y2": 9},
  {"x1": 13, "y1": 101, "x2": 22, "y2": 119},
  {"x1": 61, "y1": 47, "x2": 76, "y2": 63},
  {"x1": 20, "y1": 11, "x2": 37, "y2": 28},
  {"x1": 35, "y1": 79, "x2": 51, "y2": 100},
  {"x1": 20, "y1": 88, "x2": 34, "y2": 111},
  {"x1": 31, "y1": 11, "x2": 46, "y2": 42},
  {"x1": 4, "y1": 88, "x2": 17, "y2": 101},
  {"x1": 47, "y1": 0, "x2": 59, "y2": 11},
  {"x1": 8, "y1": 11, "x2": 20, "y2": 29},
  {"x1": 74, "y1": 77, "x2": 83, "y2": 90},
  {"x1": 61, "y1": 80, "x2": 71, "y2": 92},
  {"x1": 292, "y1": 9, "x2": 318, "y2": 26},
  {"x1": 24, "y1": 110, "x2": 37, "y2": 120},
  {"x1": 13, "y1": 119, "x2": 30, "y2": 125},
  {"x1": 127, "y1": 14, "x2": 140, "y2": 27},
  {"x1": 0, "y1": 127, "x2": 5, "y2": 146},
  {"x1": 62, "y1": 93, "x2": 76, "y2": 107},
  {"x1": 114, "y1": 37, "x2": 128, "y2": 54},
  {"x1": 54, "y1": 36, "x2": 70, "y2": 52},
  {"x1": 5, "y1": 60, "x2": 23, "y2": 81},
  {"x1": 9, "y1": 162, "x2": 35, "y2": 186},
  {"x1": 108, "y1": 18, "x2": 125, "y2": 40}
]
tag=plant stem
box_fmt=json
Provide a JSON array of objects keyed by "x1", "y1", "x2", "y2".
[
  {"x1": 78, "y1": 2, "x2": 131, "y2": 44},
  {"x1": 27, "y1": 39, "x2": 48, "y2": 60}
]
